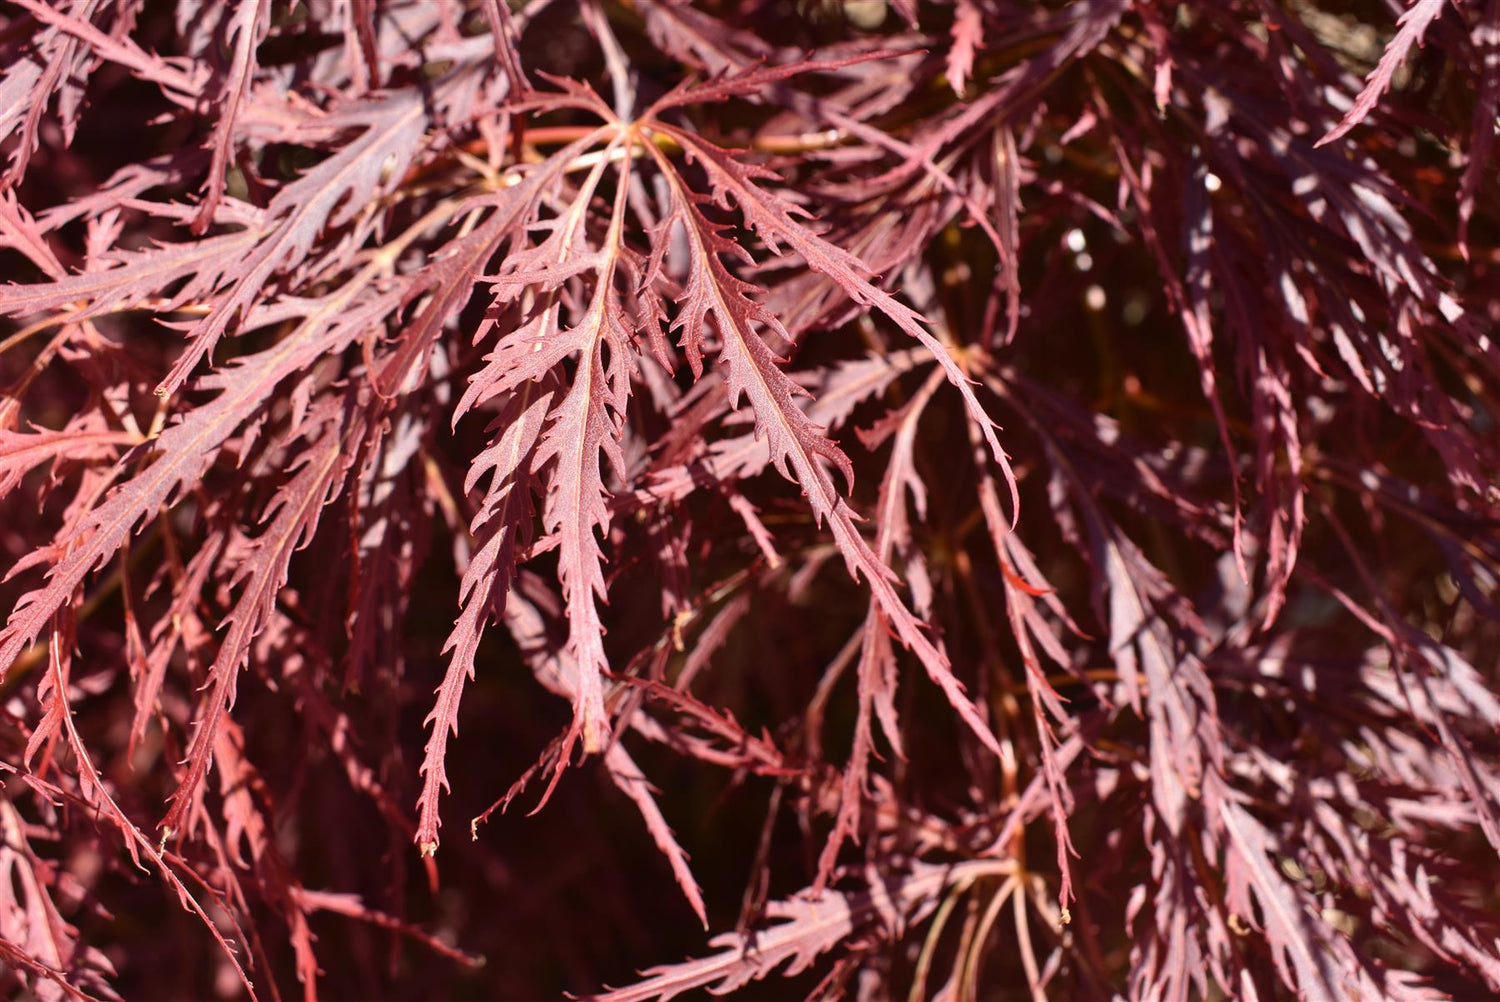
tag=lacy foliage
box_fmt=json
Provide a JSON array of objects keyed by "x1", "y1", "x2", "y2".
[{"x1": 0, "y1": 0, "x2": 1497, "y2": 999}]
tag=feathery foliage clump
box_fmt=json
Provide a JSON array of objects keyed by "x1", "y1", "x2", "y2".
[{"x1": 0, "y1": 1, "x2": 1497, "y2": 999}]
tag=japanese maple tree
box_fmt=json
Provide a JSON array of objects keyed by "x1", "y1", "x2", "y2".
[{"x1": 0, "y1": 0, "x2": 1497, "y2": 999}]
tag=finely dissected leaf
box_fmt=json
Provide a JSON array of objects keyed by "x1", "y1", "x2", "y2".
[
  {"x1": 968, "y1": 413, "x2": 1081, "y2": 906},
  {"x1": 648, "y1": 142, "x2": 1003, "y2": 760},
  {"x1": 815, "y1": 368, "x2": 944, "y2": 888},
  {"x1": 947, "y1": 0, "x2": 984, "y2": 97},
  {"x1": 0, "y1": 419, "x2": 136, "y2": 498},
  {"x1": 587, "y1": 861, "x2": 1008, "y2": 1002},
  {"x1": 525, "y1": 148, "x2": 638, "y2": 756},
  {"x1": 0, "y1": 189, "x2": 65, "y2": 277},
  {"x1": 1221, "y1": 802, "x2": 1363, "y2": 1001},
  {"x1": 160, "y1": 411, "x2": 353, "y2": 840},
  {"x1": 189, "y1": 1, "x2": 267, "y2": 234},
  {"x1": 1316, "y1": 0, "x2": 1450, "y2": 147},
  {"x1": 499, "y1": 584, "x2": 707, "y2": 925},
  {"x1": 415, "y1": 389, "x2": 550, "y2": 855},
  {"x1": 0, "y1": 231, "x2": 260, "y2": 323}
]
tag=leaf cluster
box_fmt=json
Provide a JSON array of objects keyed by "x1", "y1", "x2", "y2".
[{"x1": 0, "y1": 1, "x2": 1497, "y2": 1000}]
